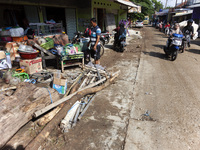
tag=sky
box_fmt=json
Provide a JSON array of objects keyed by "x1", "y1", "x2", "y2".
[{"x1": 159, "y1": 0, "x2": 182, "y2": 8}]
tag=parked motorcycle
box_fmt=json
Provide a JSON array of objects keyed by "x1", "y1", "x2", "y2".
[
  {"x1": 100, "y1": 31, "x2": 111, "y2": 46},
  {"x1": 164, "y1": 33, "x2": 184, "y2": 61},
  {"x1": 71, "y1": 31, "x2": 83, "y2": 44}
]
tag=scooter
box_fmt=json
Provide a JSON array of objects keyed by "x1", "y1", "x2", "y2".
[
  {"x1": 100, "y1": 31, "x2": 111, "y2": 46},
  {"x1": 182, "y1": 30, "x2": 191, "y2": 52},
  {"x1": 71, "y1": 31, "x2": 83, "y2": 44},
  {"x1": 101, "y1": 31, "x2": 111, "y2": 44},
  {"x1": 113, "y1": 35, "x2": 126, "y2": 52},
  {"x1": 164, "y1": 33, "x2": 183, "y2": 61}
]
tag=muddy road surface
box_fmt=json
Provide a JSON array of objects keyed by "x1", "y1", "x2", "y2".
[{"x1": 125, "y1": 26, "x2": 200, "y2": 150}]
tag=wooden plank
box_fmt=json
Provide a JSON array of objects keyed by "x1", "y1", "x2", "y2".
[
  {"x1": 33, "y1": 77, "x2": 107, "y2": 118},
  {"x1": 29, "y1": 41, "x2": 54, "y2": 56},
  {"x1": 44, "y1": 55, "x2": 57, "y2": 60},
  {"x1": 41, "y1": 51, "x2": 46, "y2": 69},
  {"x1": 0, "y1": 83, "x2": 60, "y2": 148},
  {"x1": 25, "y1": 73, "x2": 119, "y2": 150}
]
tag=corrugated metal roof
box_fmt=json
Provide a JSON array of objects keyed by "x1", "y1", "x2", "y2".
[{"x1": 115, "y1": 0, "x2": 139, "y2": 8}]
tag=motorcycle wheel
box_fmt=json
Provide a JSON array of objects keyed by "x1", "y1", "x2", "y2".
[
  {"x1": 170, "y1": 50, "x2": 178, "y2": 61},
  {"x1": 100, "y1": 40, "x2": 105, "y2": 46},
  {"x1": 105, "y1": 37, "x2": 110, "y2": 44},
  {"x1": 120, "y1": 45, "x2": 125, "y2": 52},
  {"x1": 163, "y1": 46, "x2": 169, "y2": 57}
]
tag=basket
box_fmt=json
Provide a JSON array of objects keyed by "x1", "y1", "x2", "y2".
[
  {"x1": 18, "y1": 51, "x2": 39, "y2": 59},
  {"x1": 40, "y1": 38, "x2": 54, "y2": 50}
]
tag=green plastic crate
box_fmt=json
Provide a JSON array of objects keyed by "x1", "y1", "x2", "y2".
[{"x1": 40, "y1": 38, "x2": 54, "y2": 50}]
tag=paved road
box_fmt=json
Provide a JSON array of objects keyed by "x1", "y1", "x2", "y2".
[{"x1": 125, "y1": 26, "x2": 200, "y2": 150}]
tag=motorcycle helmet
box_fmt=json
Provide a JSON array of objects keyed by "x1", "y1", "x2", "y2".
[
  {"x1": 84, "y1": 28, "x2": 91, "y2": 37},
  {"x1": 188, "y1": 19, "x2": 193, "y2": 24}
]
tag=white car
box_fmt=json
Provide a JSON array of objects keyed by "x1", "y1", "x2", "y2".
[{"x1": 135, "y1": 20, "x2": 143, "y2": 28}]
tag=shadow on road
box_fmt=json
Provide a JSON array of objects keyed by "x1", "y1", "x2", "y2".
[
  {"x1": 152, "y1": 44, "x2": 164, "y2": 49},
  {"x1": 104, "y1": 44, "x2": 113, "y2": 49},
  {"x1": 191, "y1": 40, "x2": 200, "y2": 47},
  {"x1": 186, "y1": 49, "x2": 200, "y2": 54},
  {"x1": 143, "y1": 51, "x2": 167, "y2": 60},
  {"x1": 1, "y1": 145, "x2": 25, "y2": 150}
]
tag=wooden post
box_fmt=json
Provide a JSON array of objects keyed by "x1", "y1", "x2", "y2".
[
  {"x1": 41, "y1": 51, "x2": 46, "y2": 69},
  {"x1": 61, "y1": 60, "x2": 64, "y2": 72}
]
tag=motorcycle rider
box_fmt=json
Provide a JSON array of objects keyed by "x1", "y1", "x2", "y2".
[
  {"x1": 182, "y1": 19, "x2": 194, "y2": 47},
  {"x1": 113, "y1": 23, "x2": 126, "y2": 47},
  {"x1": 164, "y1": 21, "x2": 170, "y2": 34},
  {"x1": 167, "y1": 23, "x2": 183, "y2": 49},
  {"x1": 164, "y1": 21, "x2": 170, "y2": 29}
]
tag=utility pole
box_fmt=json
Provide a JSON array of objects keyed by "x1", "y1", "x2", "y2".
[
  {"x1": 175, "y1": 0, "x2": 178, "y2": 8},
  {"x1": 165, "y1": 0, "x2": 168, "y2": 8}
]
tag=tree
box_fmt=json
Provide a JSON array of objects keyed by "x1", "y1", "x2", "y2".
[
  {"x1": 130, "y1": 0, "x2": 163, "y2": 16},
  {"x1": 128, "y1": 12, "x2": 145, "y2": 21},
  {"x1": 152, "y1": 0, "x2": 163, "y2": 12}
]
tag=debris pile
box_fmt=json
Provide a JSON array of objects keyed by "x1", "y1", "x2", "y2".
[{"x1": 0, "y1": 64, "x2": 119, "y2": 149}]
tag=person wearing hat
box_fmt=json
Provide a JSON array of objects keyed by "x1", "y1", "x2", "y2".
[{"x1": 167, "y1": 23, "x2": 182, "y2": 49}]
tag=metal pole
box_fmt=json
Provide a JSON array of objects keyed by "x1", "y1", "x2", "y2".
[
  {"x1": 165, "y1": 0, "x2": 168, "y2": 8},
  {"x1": 175, "y1": 0, "x2": 178, "y2": 8}
]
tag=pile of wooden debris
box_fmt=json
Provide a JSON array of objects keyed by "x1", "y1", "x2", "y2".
[{"x1": 0, "y1": 65, "x2": 119, "y2": 149}]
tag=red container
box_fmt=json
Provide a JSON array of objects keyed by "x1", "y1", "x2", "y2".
[
  {"x1": 1, "y1": 37, "x2": 12, "y2": 42},
  {"x1": 18, "y1": 51, "x2": 39, "y2": 59}
]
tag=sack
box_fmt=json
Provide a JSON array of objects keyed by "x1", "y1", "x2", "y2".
[{"x1": 10, "y1": 27, "x2": 24, "y2": 37}]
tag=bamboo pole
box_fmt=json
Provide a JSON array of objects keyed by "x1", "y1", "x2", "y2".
[{"x1": 33, "y1": 77, "x2": 107, "y2": 118}]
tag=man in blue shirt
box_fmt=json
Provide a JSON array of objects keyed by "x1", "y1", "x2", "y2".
[{"x1": 88, "y1": 18, "x2": 101, "y2": 64}]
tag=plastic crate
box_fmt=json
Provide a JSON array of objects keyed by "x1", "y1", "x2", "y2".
[
  {"x1": 40, "y1": 38, "x2": 54, "y2": 50},
  {"x1": 60, "y1": 52, "x2": 84, "y2": 61}
]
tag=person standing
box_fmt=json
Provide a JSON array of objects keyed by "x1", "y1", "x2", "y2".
[{"x1": 88, "y1": 18, "x2": 101, "y2": 64}]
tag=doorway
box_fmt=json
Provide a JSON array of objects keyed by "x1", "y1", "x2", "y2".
[
  {"x1": 45, "y1": 7, "x2": 66, "y2": 32},
  {"x1": 97, "y1": 8, "x2": 105, "y2": 31}
]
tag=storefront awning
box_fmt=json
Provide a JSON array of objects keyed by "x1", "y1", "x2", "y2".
[
  {"x1": 188, "y1": 3, "x2": 200, "y2": 8},
  {"x1": 115, "y1": 0, "x2": 139, "y2": 8},
  {"x1": 173, "y1": 11, "x2": 193, "y2": 17}
]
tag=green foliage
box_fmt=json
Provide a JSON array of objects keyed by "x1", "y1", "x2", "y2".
[
  {"x1": 128, "y1": 13, "x2": 145, "y2": 21},
  {"x1": 130, "y1": 0, "x2": 163, "y2": 17}
]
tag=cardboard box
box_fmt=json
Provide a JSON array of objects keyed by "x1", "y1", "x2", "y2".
[
  {"x1": 53, "y1": 73, "x2": 67, "y2": 95},
  {"x1": 20, "y1": 57, "x2": 42, "y2": 74}
]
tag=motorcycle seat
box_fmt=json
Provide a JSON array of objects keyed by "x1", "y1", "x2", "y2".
[{"x1": 173, "y1": 33, "x2": 183, "y2": 38}]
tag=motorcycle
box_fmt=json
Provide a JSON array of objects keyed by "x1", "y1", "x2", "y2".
[
  {"x1": 100, "y1": 31, "x2": 111, "y2": 46},
  {"x1": 164, "y1": 33, "x2": 184, "y2": 61},
  {"x1": 101, "y1": 31, "x2": 111, "y2": 44},
  {"x1": 113, "y1": 35, "x2": 126, "y2": 52},
  {"x1": 71, "y1": 31, "x2": 83, "y2": 44},
  {"x1": 165, "y1": 27, "x2": 170, "y2": 35},
  {"x1": 182, "y1": 30, "x2": 191, "y2": 52}
]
